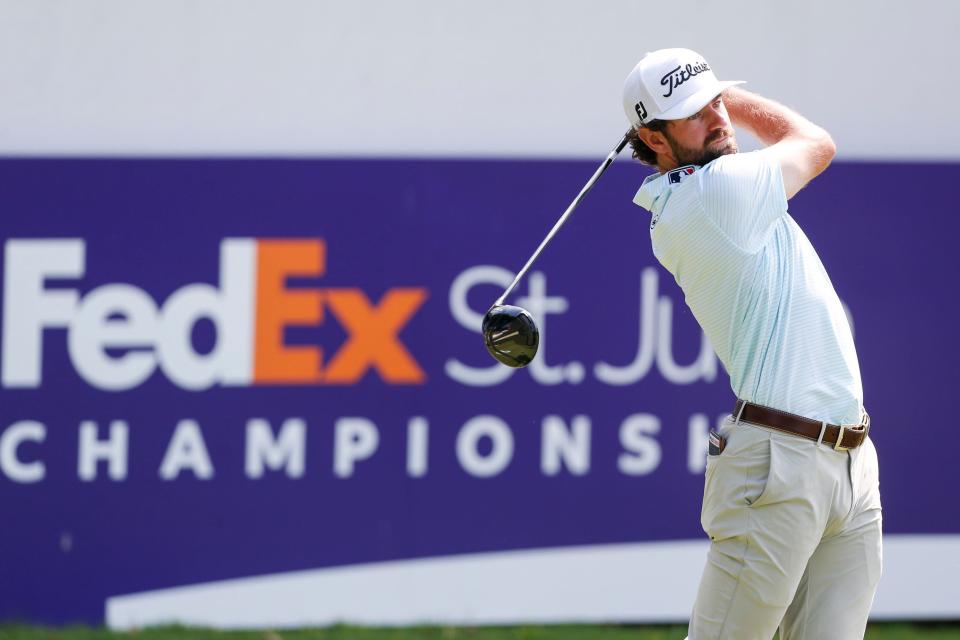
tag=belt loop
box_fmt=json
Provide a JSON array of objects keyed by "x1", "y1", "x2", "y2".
[
  {"x1": 735, "y1": 400, "x2": 747, "y2": 426},
  {"x1": 817, "y1": 421, "x2": 827, "y2": 446}
]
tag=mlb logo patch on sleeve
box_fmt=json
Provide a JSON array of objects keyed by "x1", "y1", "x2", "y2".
[{"x1": 667, "y1": 165, "x2": 698, "y2": 185}]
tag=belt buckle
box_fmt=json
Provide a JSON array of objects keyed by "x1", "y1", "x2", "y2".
[
  {"x1": 833, "y1": 424, "x2": 849, "y2": 451},
  {"x1": 835, "y1": 412, "x2": 870, "y2": 452}
]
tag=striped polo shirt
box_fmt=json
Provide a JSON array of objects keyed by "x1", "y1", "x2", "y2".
[{"x1": 633, "y1": 151, "x2": 863, "y2": 425}]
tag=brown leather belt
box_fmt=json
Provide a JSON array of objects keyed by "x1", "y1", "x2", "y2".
[{"x1": 733, "y1": 399, "x2": 870, "y2": 451}]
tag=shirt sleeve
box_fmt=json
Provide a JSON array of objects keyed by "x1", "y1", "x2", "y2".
[{"x1": 698, "y1": 150, "x2": 789, "y2": 251}]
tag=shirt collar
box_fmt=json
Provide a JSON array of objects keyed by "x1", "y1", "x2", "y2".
[
  {"x1": 633, "y1": 172, "x2": 670, "y2": 211},
  {"x1": 633, "y1": 164, "x2": 700, "y2": 211}
]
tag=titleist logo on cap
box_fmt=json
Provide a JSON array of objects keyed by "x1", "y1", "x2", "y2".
[{"x1": 660, "y1": 61, "x2": 711, "y2": 98}]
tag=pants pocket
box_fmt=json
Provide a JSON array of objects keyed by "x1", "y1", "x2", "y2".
[
  {"x1": 701, "y1": 424, "x2": 774, "y2": 539},
  {"x1": 747, "y1": 435, "x2": 778, "y2": 507}
]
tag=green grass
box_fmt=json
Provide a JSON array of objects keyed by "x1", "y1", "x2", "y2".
[{"x1": 2, "y1": 624, "x2": 960, "y2": 640}]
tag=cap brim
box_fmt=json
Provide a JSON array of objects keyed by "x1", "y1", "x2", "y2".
[{"x1": 657, "y1": 80, "x2": 745, "y2": 121}]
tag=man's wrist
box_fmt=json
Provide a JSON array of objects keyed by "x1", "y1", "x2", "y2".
[
  {"x1": 723, "y1": 87, "x2": 766, "y2": 131},
  {"x1": 722, "y1": 87, "x2": 813, "y2": 147}
]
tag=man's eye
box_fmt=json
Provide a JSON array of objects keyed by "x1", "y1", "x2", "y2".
[{"x1": 688, "y1": 112, "x2": 701, "y2": 121}]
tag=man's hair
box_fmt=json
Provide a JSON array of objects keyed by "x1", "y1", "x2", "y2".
[{"x1": 627, "y1": 120, "x2": 669, "y2": 167}]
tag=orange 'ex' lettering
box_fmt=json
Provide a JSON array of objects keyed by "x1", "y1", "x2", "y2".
[{"x1": 253, "y1": 239, "x2": 427, "y2": 384}]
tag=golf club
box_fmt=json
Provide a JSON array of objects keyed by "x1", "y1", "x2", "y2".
[{"x1": 482, "y1": 130, "x2": 632, "y2": 367}]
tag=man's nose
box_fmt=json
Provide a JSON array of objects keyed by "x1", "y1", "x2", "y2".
[{"x1": 706, "y1": 105, "x2": 728, "y2": 129}]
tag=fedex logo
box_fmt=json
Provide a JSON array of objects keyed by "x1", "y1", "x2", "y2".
[{"x1": 1, "y1": 239, "x2": 427, "y2": 391}]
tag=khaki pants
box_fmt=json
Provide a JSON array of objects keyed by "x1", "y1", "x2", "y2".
[{"x1": 688, "y1": 416, "x2": 882, "y2": 640}]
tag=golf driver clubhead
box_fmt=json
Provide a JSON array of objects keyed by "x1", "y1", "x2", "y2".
[
  {"x1": 481, "y1": 131, "x2": 630, "y2": 367},
  {"x1": 482, "y1": 305, "x2": 539, "y2": 368}
]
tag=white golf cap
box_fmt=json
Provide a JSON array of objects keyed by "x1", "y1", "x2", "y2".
[{"x1": 622, "y1": 48, "x2": 744, "y2": 127}]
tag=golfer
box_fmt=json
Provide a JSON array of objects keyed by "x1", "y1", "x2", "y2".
[{"x1": 623, "y1": 49, "x2": 882, "y2": 639}]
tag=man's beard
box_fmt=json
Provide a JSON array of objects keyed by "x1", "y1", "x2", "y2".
[{"x1": 666, "y1": 131, "x2": 738, "y2": 167}]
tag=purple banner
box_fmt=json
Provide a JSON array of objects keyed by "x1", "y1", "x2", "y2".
[{"x1": 0, "y1": 158, "x2": 957, "y2": 623}]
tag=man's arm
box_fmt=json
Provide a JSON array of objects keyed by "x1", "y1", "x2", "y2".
[{"x1": 723, "y1": 87, "x2": 836, "y2": 200}]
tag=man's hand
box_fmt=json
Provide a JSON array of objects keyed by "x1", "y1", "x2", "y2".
[{"x1": 724, "y1": 87, "x2": 836, "y2": 199}]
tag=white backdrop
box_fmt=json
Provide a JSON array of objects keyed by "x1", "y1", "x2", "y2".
[{"x1": 0, "y1": 0, "x2": 957, "y2": 159}]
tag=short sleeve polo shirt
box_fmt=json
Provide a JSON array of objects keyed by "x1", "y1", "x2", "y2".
[{"x1": 633, "y1": 151, "x2": 863, "y2": 425}]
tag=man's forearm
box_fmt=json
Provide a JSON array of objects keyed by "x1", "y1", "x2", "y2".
[{"x1": 723, "y1": 87, "x2": 832, "y2": 148}]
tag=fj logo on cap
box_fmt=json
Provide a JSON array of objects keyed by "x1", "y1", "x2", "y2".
[{"x1": 634, "y1": 101, "x2": 647, "y2": 122}]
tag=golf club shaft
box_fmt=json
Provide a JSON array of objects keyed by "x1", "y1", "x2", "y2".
[{"x1": 494, "y1": 131, "x2": 631, "y2": 307}]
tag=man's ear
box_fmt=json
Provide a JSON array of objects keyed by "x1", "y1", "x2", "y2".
[{"x1": 637, "y1": 126, "x2": 671, "y2": 156}]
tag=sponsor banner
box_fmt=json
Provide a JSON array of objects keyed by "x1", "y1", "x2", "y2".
[{"x1": 0, "y1": 158, "x2": 957, "y2": 624}]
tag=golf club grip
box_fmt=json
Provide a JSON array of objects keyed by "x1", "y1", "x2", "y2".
[{"x1": 494, "y1": 130, "x2": 631, "y2": 307}]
